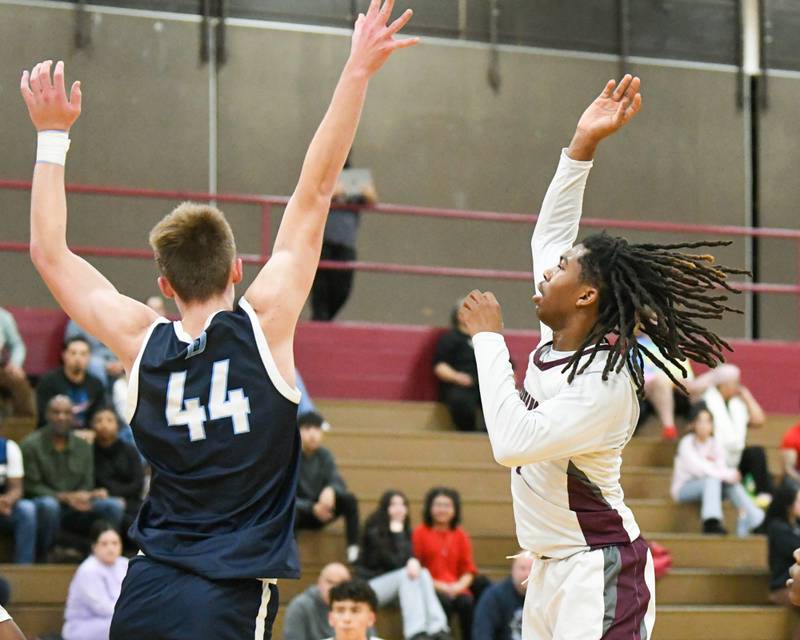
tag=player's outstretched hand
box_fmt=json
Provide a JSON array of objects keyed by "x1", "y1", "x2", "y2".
[
  {"x1": 576, "y1": 74, "x2": 642, "y2": 141},
  {"x1": 348, "y1": 0, "x2": 419, "y2": 78},
  {"x1": 460, "y1": 290, "x2": 504, "y2": 337},
  {"x1": 20, "y1": 60, "x2": 82, "y2": 132}
]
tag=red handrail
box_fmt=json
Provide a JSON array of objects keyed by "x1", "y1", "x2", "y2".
[{"x1": 2, "y1": 178, "x2": 799, "y2": 305}]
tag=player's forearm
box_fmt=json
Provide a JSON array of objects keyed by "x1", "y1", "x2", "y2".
[
  {"x1": 531, "y1": 151, "x2": 593, "y2": 277},
  {"x1": 29, "y1": 162, "x2": 70, "y2": 268},
  {"x1": 472, "y1": 332, "x2": 540, "y2": 467},
  {"x1": 287, "y1": 64, "x2": 368, "y2": 216}
]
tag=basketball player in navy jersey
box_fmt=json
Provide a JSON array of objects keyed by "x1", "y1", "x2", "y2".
[{"x1": 20, "y1": 2, "x2": 417, "y2": 637}]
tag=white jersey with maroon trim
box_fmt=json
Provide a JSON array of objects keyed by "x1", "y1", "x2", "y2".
[{"x1": 472, "y1": 149, "x2": 642, "y2": 559}]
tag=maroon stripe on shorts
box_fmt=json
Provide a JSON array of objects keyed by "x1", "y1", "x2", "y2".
[
  {"x1": 566, "y1": 461, "x2": 631, "y2": 548},
  {"x1": 603, "y1": 537, "x2": 652, "y2": 640}
]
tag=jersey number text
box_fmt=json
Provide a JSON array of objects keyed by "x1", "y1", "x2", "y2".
[{"x1": 165, "y1": 359, "x2": 251, "y2": 442}]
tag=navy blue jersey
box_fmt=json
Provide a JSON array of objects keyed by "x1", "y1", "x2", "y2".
[{"x1": 125, "y1": 298, "x2": 301, "y2": 580}]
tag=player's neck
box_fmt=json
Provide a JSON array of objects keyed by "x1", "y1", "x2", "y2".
[
  {"x1": 551, "y1": 312, "x2": 598, "y2": 351},
  {"x1": 177, "y1": 295, "x2": 233, "y2": 339}
]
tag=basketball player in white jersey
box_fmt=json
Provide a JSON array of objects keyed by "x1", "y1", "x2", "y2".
[{"x1": 460, "y1": 75, "x2": 747, "y2": 639}]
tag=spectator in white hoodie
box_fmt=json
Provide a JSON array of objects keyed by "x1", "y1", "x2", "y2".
[
  {"x1": 702, "y1": 364, "x2": 772, "y2": 507},
  {"x1": 671, "y1": 402, "x2": 764, "y2": 536}
]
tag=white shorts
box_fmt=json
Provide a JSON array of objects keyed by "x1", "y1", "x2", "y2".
[{"x1": 523, "y1": 538, "x2": 656, "y2": 640}]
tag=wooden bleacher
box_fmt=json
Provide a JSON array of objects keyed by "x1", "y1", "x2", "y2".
[{"x1": 2, "y1": 402, "x2": 799, "y2": 639}]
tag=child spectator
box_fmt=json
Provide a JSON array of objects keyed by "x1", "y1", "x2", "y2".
[
  {"x1": 413, "y1": 487, "x2": 484, "y2": 639},
  {"x1": 62, "y1": 521, "x2": 128, "y2": 640},
  {"x1": 671, "y1": 402, "x2": 764, "y2": 536},
  {"x1": 295, "y1": 412, "x2": 360, "y2": 562},
  {"x1": 356, "y1": 490, "x2": 450, "y2": 640}
]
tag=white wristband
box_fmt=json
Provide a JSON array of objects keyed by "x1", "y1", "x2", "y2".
[{"x1": 36, "y1": 130, "x2": 71, "y2": 166}]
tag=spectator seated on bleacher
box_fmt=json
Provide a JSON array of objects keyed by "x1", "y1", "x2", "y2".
[
  {"x1": 0, "y1": 423, "x2": 36, "y2": 564},
  {"x1": 671, "y1": 402, "x2": 764, "y2": 536},
  {"x1": 433, "y1": 303, "x2": 483, "y2": 432},
  {"x1": 36, "y1": 337, "x2": 105, "y2": 432},
  {"x1": 21, "y1": 395, "x2": 124, "y2": 561},
  {"x1": 64, "y1": 319, "x2": 124, "y2": 391},
  {"x1": 355, "y1": 490, "x2": 450, "y2": 640},
  {"x1": 472, "y1": 553, "x2": 533, "y2": 640},
  {"x1": 62, "y1": 521, "x2": 128, "y2": 640},
  {"x1": 283, "y1": 562, "x2": 351, "y2": 640},
  {"x1": 764, "y1": 483, "x2": 800, "y2": 640},
  {"x1": 413, "y1": 487, "x2": 488, "y2": 640},
  {"x1": 636, "y1": 334, "x2": 694, "y2": 440},
  {"x1": 0, "y1": 307, "x2": 34, "y2": 420},
  {"x1": 702, "y1": 364, "x2": 773, "y2": 507},
  {"x1": 324, "y1": 579, "x2": 385, "y2": 640},
  {"x1": 92, "y1": 408, "x2": 143, "y2": 542},
  {"x1": 780, "y1": 420, "x2": 800, "y2": 489},
  {"x1": 296, "y1": 412, "x2": 360, "y2": 563}
]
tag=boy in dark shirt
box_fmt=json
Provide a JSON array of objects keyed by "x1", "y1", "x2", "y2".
[
  {"x1": 92, "y1": 407, "x2": 143, "y2": 538},
  {"x1": 295, "y1": 412, "x2": 360, "y2": 563}
]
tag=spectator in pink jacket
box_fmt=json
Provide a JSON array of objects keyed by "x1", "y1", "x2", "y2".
[{"x1": 671, "y1": 402, "x2": 764, "y2": 536}]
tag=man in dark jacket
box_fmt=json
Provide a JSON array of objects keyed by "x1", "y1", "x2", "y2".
[
  {"x1": 295, "y1": 412, "x2": 360, "y2": 563},
  {"x1": 472, "y1": 554, "x2": 533, "y2": 640}
]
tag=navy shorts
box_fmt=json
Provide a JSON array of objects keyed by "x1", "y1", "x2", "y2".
[{"x1": 110, "y1": 555, "x2": 280, "y2": 640}]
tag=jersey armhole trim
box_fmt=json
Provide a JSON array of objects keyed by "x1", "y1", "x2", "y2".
[
  {"x1": 238, "y1": 297, "x2": 302, "y2": 405},
  {"x1": 124, "y1": 317, "x2": 170, "y2": 424}
]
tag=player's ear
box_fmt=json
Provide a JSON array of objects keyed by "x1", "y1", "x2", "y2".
[
  {"x1": 231, "y1": 258, "x2": 243, "y2": 285},
  {"x1": 576, "y1": 284, "x2": 598, "y2": 309},
  {"x1": 157, "y1": 276, "x2": 175, "y2": 300}
]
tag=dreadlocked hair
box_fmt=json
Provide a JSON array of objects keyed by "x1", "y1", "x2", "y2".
[{"x1": 563, "y1": 232, "x2": 749, "y2": 394}]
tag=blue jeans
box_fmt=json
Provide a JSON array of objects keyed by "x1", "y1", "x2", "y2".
[
  {"x1": 0, "y1": 499, "x2": 37, "y2": 563},
  {"x1": 676, "y1": 476, "x2": 765, "y2": 536},
  {"x1": 33, "y1": 495, "x2": 125, "y2": 557}
]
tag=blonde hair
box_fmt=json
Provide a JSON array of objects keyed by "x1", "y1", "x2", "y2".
[{"x1": 149, "y1": 202, "x2": 236, "y2": 302}]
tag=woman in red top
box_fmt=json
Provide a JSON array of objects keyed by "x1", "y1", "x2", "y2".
[{"x1": 412, "y1": 487, "x2": 481, "y2": 639}]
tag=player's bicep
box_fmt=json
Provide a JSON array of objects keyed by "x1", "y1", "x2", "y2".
[{"x1": 37, "y1": 252, "x2": 156, "y2": 367}]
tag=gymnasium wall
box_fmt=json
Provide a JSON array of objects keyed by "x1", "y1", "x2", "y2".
[{"x1": 0, "y1": 2, "x2": 797, "y2": 340}]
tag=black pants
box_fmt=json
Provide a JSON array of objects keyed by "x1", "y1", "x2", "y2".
[
  {"x1": 442, "y1": 385, "x2": 482, "y2": 432},
  {"x1": 739, "y1": 445, "x2": 774, "y2": 495},
  {"x1": 311, "y1": 243, "x2": 356, "y2": 321},
  {"x1": 295, "y1": 490, "x2": 360, "y2": 546},
  {"x1": 437, "y1": 592, "x2": 474, "y2": 639}
]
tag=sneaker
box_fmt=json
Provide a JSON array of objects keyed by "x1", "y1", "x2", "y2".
[
  {"x1": 702, "y1": 518, "x2": 728, "y2": 535},
  {"x1": 346, "y1": 545, "x2": 360, "y2": 564},
  {"x1": 662, "y1": 424, "x2": 678, "y2": 441}
]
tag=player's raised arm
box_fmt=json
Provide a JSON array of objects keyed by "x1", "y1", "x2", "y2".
[
  {"x1": 245, "y1": 0, "x2": 418, "y2": 345},
  {"x1": 21, "y1": 61, "x2": 157, "y2": 371},
  {"x1": 531, "y1": 75, "x2": 641, "y2": 341}
]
